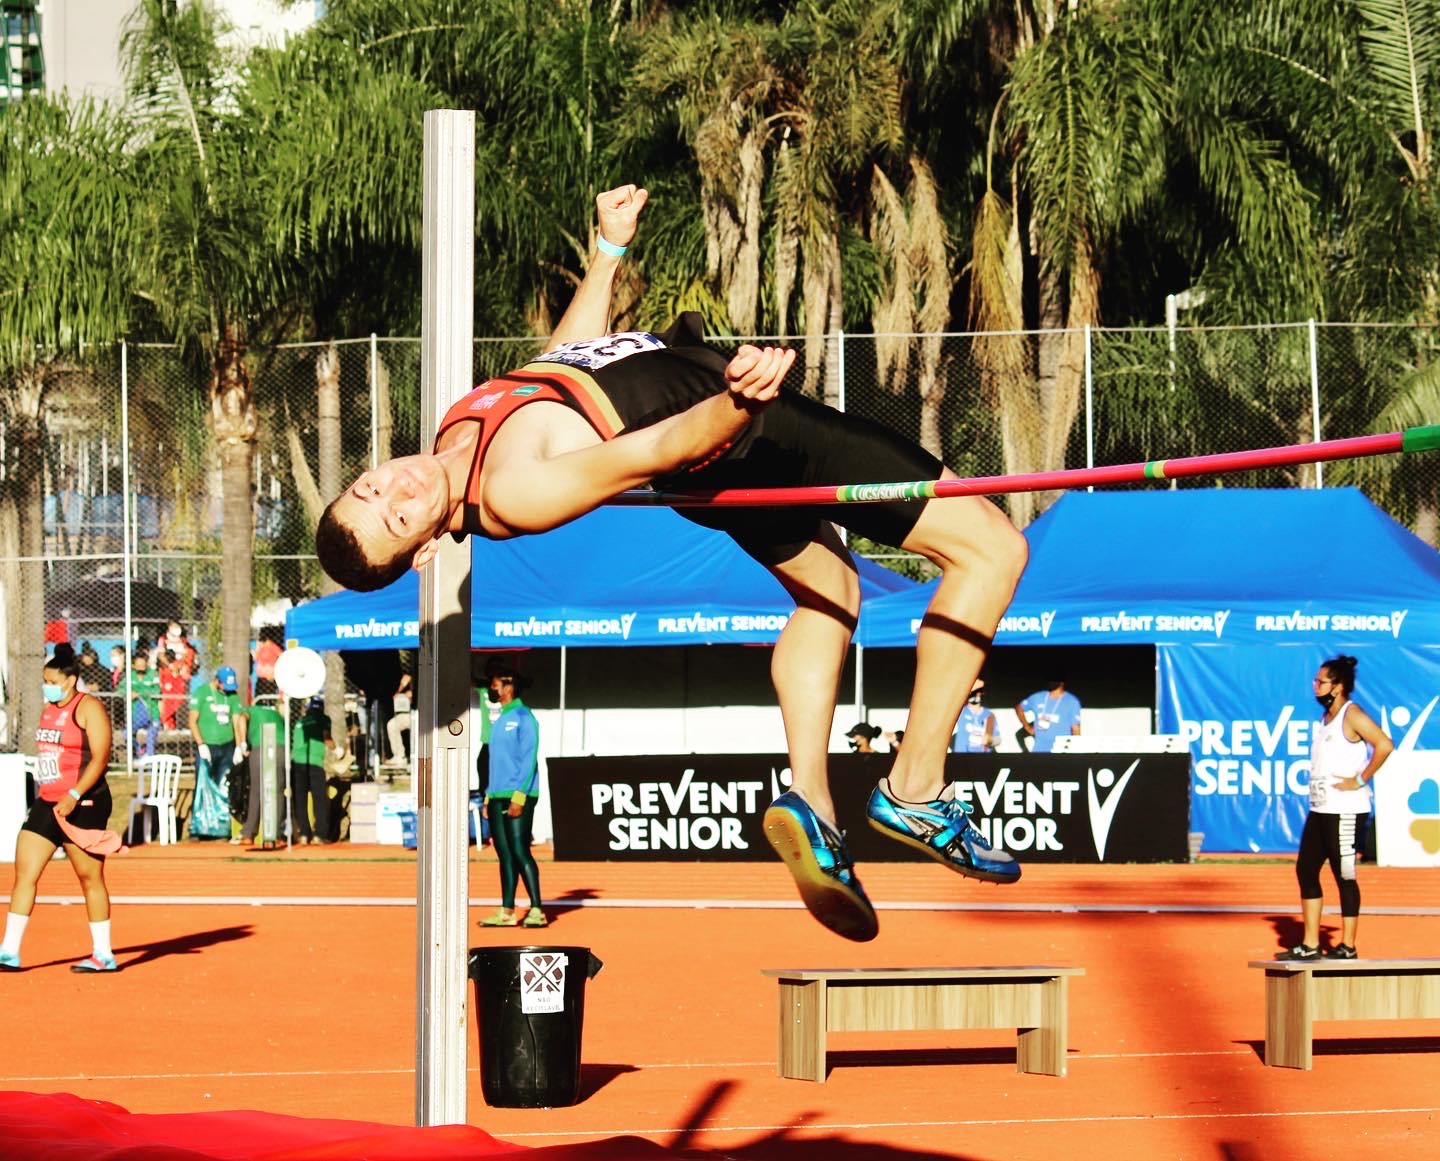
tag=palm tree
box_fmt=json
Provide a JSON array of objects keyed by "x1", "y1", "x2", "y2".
[
  {"x1": 902, "y1": 0, "x2": 1320, "y2": 524},
  {"x1": 121, "y1": 0, "x2": 302, "y2": 691},
  {"x1": 1212, "y1": 0, "x2": 1440, "y2": 537},
  {"x1": 0, "y1": 94, "x2": 140, "y2": 746}
]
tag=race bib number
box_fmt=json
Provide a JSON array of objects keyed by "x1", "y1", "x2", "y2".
[
  {"x1": 34, "y1": 753, "x2": 61, "y2": 786},
  {"x1": 542, "y1": 331, "x2": 664, "y2": 370}
]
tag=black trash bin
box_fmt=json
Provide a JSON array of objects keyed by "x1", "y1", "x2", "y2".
[{"x1": 468, "y1": 945, "x2": 603, "y2": 1108}]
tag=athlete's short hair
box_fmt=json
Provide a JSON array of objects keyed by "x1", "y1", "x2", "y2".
[
  {"x1": 1322, "y1": 654, "x2": 1359, "y2": 696},
  {"x1": 316, "y1": 496, "x2": 412, "y2": 592}
]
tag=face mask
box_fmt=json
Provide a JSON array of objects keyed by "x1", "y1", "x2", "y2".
[
  {"x1": 1315, "y1": 691, "x2": 1336, "y2": 711},
  {"x1": 847, "y1": 739, "x2": 860, "y2": 751},
  {"x1": 43, "y1": 682, "x2": 65, "y2": 703},
  {"x1": 968, "y1": 694, "x2": 984, "y2": 705},
  {"x1": 486, "y1": 687, "x2": 500, "y2": 703}
]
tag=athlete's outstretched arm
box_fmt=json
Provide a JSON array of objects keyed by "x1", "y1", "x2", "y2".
[
  {"x1": 543, "y1": 184, "x2": 649, "y2": 354},
  {"x1": 486, "y1": 344, "x2": 794, "y2": 535}
]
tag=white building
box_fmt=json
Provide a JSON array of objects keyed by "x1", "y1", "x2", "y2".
[{"x1": 41, "y1": 0, "x2": 318, "y2": 104}]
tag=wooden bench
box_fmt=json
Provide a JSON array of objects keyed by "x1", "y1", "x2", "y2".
[
  {"x1": 762, "y1": 965, "x2": 1084, "y2": 1081},
  {"x1": 1249, "y1": 957, "x2": 1440, "y2": 1069}
]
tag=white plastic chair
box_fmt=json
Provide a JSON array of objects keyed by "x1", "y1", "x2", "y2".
[{"x1": 126, "y1": 754, "x2": 183, "y2": 845}]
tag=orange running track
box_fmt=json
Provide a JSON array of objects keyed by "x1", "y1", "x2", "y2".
[{"x1": 3, "y1": 843, "x2": 1439, "y2": 1160}]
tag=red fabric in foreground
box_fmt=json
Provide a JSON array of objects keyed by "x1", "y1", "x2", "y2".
[{"x1": 0, "y1": 1092, "x2": 682, "y2": 1161}]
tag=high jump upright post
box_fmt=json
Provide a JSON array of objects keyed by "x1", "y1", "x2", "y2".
[{"x1": 415, "y1": 108, "x2": 475, "y2": 1126}]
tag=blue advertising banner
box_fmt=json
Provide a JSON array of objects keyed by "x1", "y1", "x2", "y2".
[{"x1": 1157, "y1": 644, "x2": 1440, "y2": 852}]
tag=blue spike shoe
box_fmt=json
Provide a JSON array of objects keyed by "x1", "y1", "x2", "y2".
[
  {"x1": 866, "y1": 779, "x2": 1022, "y2": 884},
  {"x1": 763, "y1": 791, "x2": 878, "y2": 942}
]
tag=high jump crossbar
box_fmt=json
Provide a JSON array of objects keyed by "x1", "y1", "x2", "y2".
[{"x1": 609, "y1": 425, "x2": 1440, "y2": 508}]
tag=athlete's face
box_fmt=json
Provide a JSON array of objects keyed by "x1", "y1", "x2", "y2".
[{"x1": 333, "y1": 455, "x2": 450, "y2": 569}]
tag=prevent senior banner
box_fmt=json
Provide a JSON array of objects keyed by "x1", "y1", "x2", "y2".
[
  {"x1": 548, "y1": 753, "x2": 1189, "y2": 862},
  {"x1": 1157, "y1": 644, "x2": 1440, "y2": 853}
]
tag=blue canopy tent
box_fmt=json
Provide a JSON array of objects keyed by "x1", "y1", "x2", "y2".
[
  {"x1": 855, "y1": 488, "x2": 1440, "y2": 851},
  {"x1": 285, "y1": 505, "x2": 914, "y2": 652},
  {"x1": 857, "y1": 487, "x2": 1440, "y2": 648}
]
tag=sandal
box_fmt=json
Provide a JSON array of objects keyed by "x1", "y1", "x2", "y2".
[
  {"x1": 521, "y1": 907, "x2": 548, "y2": 928},
  {"x1": 479, "y1": 909, "x2": 519, "y2": 927}
]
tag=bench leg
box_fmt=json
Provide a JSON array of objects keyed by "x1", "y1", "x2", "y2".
[
  {"x1": 1016, "y1": 977, "x2": 1069, "y2": 1077},
  {"x1": 777, "y1": 979, "x2": 827, "y2": 1082},
  {"x1": 1264, "y1": 970, "x2": 1313, "y2": 1069}
]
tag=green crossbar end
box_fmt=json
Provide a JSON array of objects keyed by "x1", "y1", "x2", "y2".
[{"x1": 1401, "y1": 424, "x2": 1440, "y2": 454}]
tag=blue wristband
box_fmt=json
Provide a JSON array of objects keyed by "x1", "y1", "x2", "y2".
[{"x1": 596, "y1": 235, "x2": 627, "y2": 258}]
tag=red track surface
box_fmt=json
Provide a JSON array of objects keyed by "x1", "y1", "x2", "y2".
[{"x1": 3, "y1": 844, "x2": 1438, "y2": 1159}]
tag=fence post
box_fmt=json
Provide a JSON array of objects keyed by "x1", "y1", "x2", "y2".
[
  {"x1": 369, "y1": 333, "x2": 380, "y2": 470},
  {"x1": 836, "y1": 329, "x2": 846, "y2": 413},
  {"x1": 119, "y1": 341, "x2": 134, "y2": 778},
  {"x1": 1084, "y1": 324, "x2": 1095, "y2": 491},
  {"x1": 1308, "y1": 318, "x2": 1323, "y2": 488}
]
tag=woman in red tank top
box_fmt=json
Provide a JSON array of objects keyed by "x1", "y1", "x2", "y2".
[{"x1": 0, "y1": 643, "x2": 119, "y2": 973}]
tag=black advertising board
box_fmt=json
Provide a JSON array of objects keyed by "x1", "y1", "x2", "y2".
[{"x1": 548, "y1": 753, "x2": 1190, "y2": 863}]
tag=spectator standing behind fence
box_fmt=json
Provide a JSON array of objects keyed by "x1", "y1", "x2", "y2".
[
  {"x1": 164, "y1": 622, "x2": 196, "y2": 680},
  {"x1": 477, "y1": 665, "x2": 546, "y2": 929},
  {"x1": 128, "y1": 651, "x2": 162, "y2": 759},
  {"x1": 158, "y1": 650, "x2": 187, "y2": 731},
  {"x1": 0, "y1": 644, "x2": 119, "y2": 973},
  {"x1": 954, "y1": 678, "x2": 998, "y2": 753},
  {"x1": 253, "y1": 631, "x2": 281, "y2": 700},
  {"x1": 1015, "y1": 679, "x2": 1082, "y2": 753},
  {"x1": 189, "y1": 666, "x2": 246, "y2": 840},
  {"x1": 107, "y1": 645, "x2": 127, "y2": 730},
  {"x1": 76, "y1": 642, "x2": 109, "y2": 695},
  {"x1": 1277, "y1": 655, "x2": 1393, "y2": 961},
  {"x1": 290, "y1": 697, "x2": 333, "y2": 845}
]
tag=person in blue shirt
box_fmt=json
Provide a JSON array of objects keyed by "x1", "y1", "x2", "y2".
[
  {"x1": 477, "y1": 663, "x2": 546, "y2": 928},
  {"x1": 1015, "y1": 679, "x2": 1082, "y2": 753},
  {"x1": 953, "y1": 678, "x2": 998, "y2": 753}
]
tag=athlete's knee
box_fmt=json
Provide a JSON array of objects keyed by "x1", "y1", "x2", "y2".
[{"x1": 921, "y1": 501, "x2": 1028, "y2": 581}]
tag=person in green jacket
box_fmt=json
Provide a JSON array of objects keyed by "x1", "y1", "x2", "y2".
[
  {"x1": 290, "y1": 697, "x2": 333, "y2": 845},
  {"x1": 188, "y1": 666, "x2": 246, "y2": 839}
]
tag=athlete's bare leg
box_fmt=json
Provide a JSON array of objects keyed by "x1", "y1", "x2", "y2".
[
  {"x1": 887, "y1": 475, "x2": 1028, "y2": 803},
  {"x1": 764, "y1": 522, "x2": 859, "y2": 827}
]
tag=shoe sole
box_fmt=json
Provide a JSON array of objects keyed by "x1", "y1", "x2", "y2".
[
  {"x1": 867, "y1": 817, "x2": 1022, "y2": 884},
  {"x1": 70, "y1": 964, "x2": 118, "y2": 974},
  {"x1": 763, "y1": 807, "x2": 878, "y2": 943}
]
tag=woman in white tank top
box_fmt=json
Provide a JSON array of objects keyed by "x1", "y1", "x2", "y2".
[{"x1": 1277, "y1": 655, "x2": 1393, "y2": 961}]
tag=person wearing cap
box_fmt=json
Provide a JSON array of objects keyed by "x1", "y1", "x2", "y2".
[
  {"x1": 188, "y1": 665, "x2": 248, "y2": 839},
  {"x1": 844, "y1": 723, "x2": 883, "y2": 754},
  {"x1": 1015, "y1": 678, "x2": 1082, "y2": 753},
  {"x1": 478, "y1": 663, "x2": 546, "y2": 928},
  {"x1": 953, "y1": 678, "x2": 998, "y2": 753}
]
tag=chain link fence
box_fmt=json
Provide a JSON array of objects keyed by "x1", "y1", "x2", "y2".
[{"x1": 3, "y1": 321, "x2": 1436, "y2": 754}]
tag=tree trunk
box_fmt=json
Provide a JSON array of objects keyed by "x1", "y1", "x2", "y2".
[
  {"x1": 916, "y1": 342, "x2": 945, "y2": 461},
  {"x1": 0, "y1": 368, "x2": 50, "y2": 750},
  {"x1": 211, "y1": 329, "x2": 257, "y2": 703},
  {"x1": 315, "y1": 342, "x2": 349, "y2": 750},
  {"x1": 1415, "y1": 496, "x2": 1438, "y2": 547}
]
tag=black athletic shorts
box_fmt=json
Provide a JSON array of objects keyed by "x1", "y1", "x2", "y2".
[
  {"x1": 21, "y1": 783, "x2": 114, "y2": 851},
  {"x1": 659, "y1": 389, "x2": 945, "y2": 565}
]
